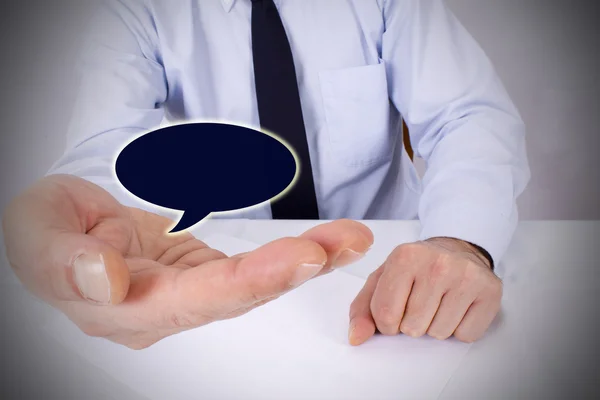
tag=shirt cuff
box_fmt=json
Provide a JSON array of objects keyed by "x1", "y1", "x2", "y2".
[{"x1": 419, "y1": 203, "x2": 518, "y2": 268}]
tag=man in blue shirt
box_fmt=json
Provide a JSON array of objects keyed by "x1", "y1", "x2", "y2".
[{"x1": 2, "y1": 0, "x2": 529, "y2": 349}]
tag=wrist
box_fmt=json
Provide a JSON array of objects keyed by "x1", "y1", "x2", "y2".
[{"x1": 425, "y1": 237, "x2": 494, "y2": 270}]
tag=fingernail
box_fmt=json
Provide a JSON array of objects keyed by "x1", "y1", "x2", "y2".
[
  {"x1": 291, "y1": 262, "x2": 326, "y2": 286},
  {"x1": 334, "y1": 248, "x2": 366, "y2": 267},
  {"x1": 73, "y1": 253, "x2": 111, "y2": 305}
]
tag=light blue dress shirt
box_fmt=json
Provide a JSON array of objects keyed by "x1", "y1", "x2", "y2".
[{"x1": 49, "y1": 0, "x2": 530, "y2": 264}]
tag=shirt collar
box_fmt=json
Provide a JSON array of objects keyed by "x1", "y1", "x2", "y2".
[
  {"x1": 221, "y1": 0, "x2": 282, "y2": 13},
  {"x1": 220, "y1": 0, "x2": 236, "y2": 13}
]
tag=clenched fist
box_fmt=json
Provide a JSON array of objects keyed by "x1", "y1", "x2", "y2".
[{"x1": 349, "y1": 237, "x2": 502, "y2": 344}]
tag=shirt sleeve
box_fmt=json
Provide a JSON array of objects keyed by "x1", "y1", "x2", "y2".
[
  {"x1": 47, "y1": 0, "x2": 170, "y2": 215},
  {"x1": 381, "y1": 0, "x2": 531, "y2": 265}
]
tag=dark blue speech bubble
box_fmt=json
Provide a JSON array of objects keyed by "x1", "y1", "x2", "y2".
[{"x1": 115, "y1": 122, "x2": 297, "y2": 233}]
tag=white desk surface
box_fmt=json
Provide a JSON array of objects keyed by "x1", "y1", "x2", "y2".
[{"x1": 1, "y1": 220, "x2": 598, "y2": 399}]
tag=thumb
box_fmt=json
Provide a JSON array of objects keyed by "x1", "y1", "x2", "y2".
[
  {"x1": 2, "y1": 175, "x2": 131, "y2": 306},
  {"x1": 348, "y1": 266, "x2": 383, "y2": 346},
  {"x1": 43, "y1": 231, "x2": 130, "y2": 305}
]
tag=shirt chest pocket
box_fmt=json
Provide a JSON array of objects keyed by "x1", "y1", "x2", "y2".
[{"x1": 319, "y1": 60, "x2": 395, "y2": 166}]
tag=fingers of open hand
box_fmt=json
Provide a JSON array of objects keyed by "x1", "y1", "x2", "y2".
[
  {"x1": 136, "y1": 221, "x2": 372, "y2": 340},
  {"x1": 125, "y1": 237, "x2": 329, "y2": 335},
  {"x1": 299, "y1": 219, "x2": 373, "y2": 272},
  {"x1": 199, "y1": 237, "x2": 329, "y2": 306}
]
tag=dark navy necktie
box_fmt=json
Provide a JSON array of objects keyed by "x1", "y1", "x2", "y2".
[{"x1": 251, "y1": 0, "x2": 320, "y2": 219}]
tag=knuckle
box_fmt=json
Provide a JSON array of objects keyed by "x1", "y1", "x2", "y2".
[
  {"x1": 485, "y1": 278, "x2": 503, "y2": 300},
  {"x1": 460, "y1": 262, "x2": 484, "y2": 287},
  {"x1": 431, "y1": 254, "x2": 453, "y2": 278},
  {"x1": 404, "y1": 303, "x2": 425, "y2": 320},
  {"x1": 453, "y1": 328, "x2": 478, "y2": 343},
  {"x1": 229, "y1": 258, "x2": 288, "y2": 303},
  {"x1": 462, "y1": 265, "x2": 480, "y2": 285},
  {"x1": 258, "y1": 272, "x2": 291, "y2": 300},
  {"x1": 246, "y1": 288, "x2": 264, "y2": 304},
  {"x1": 372, "y1": 305, "x2": 399, "y2": 331},
  {"x1": 367, "y1": 268, "x2": 381, "y2": 281},
  {"x1": 428, "y1": 329, "x2": 451, "y2": 341},
  {"x1": 389, "y1": 243, "x2": 422, "y2": 265},
  {"x1": 167, "y1": 311, "x2": 195, "y2": 330},
  {"x1": 224, "y1": 259, "x2": 265, "y2": 302},
  {"x1": 400, "y1": 320, "x2": 426, "y2": 338},
  {"x1": 364, "y1": 265, "x2": 385, "y2": 285}
]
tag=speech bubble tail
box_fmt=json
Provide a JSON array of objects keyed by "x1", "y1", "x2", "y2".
[{"x1": 168, "y1": 210, "x2": 211, "y2": 234}]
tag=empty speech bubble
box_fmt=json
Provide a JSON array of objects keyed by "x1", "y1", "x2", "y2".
[{"x1": 115, "y1": 122, "x2": 297, "y2": 233}]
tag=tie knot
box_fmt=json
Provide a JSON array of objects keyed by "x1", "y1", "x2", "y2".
[
  {"x1": 252, "y1": 0, "x2": 276, "y2": 11},
  {"x1": 252, "y1": 0, "x2": 273, "y2": 6}
]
